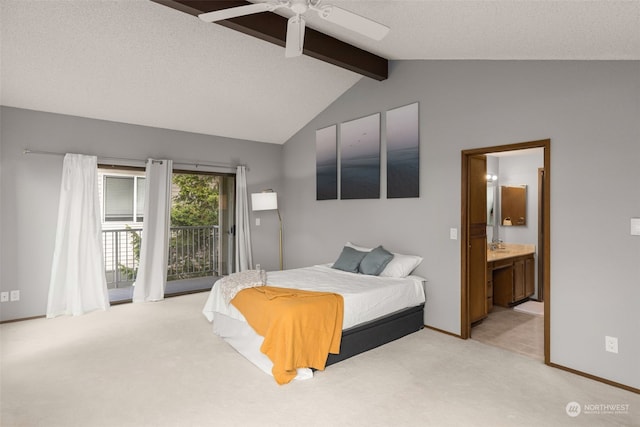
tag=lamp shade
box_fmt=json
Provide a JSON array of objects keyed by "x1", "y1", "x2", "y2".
[{"x1": 251, "y1": 192, "x2": 278, "y2": 211}]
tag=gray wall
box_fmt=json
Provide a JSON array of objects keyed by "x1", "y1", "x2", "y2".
[
  {"x1": 2, "y1": 60, "x2": 639, "y2": 390},
  {"x1": 0, "y1": 107, "x2": 282, "y2": 321},
  {"x1": 282, "y1": 61, "x2": 640, "y2": 389}
]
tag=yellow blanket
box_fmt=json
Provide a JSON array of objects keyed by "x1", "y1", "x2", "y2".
[{"x1": 231, "y1": 286, "x2": 344, "y2": 385}]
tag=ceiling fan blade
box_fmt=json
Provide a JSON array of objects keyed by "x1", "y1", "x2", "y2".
[
  {"x1": 316, "y1": 5, "x2": 389, "y2": 41},
  {"x1": 198, "y1": 3, "x2": 276, "y2": 23},
  {"x1": 285, "y1": 15, "x2": 306, "y2": 58}
]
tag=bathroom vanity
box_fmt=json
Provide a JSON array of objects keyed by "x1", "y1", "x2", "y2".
[{"x1": 487, "y1": 244, "x2": 535, "y2": 311}]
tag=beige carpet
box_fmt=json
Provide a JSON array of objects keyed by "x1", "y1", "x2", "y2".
[{"x1": 2, "y1": 293, "x2": 638, "y2": 427}]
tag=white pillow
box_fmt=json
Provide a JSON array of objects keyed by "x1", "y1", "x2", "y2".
[
  {"x1": 344, "y1": 242, "x2": 423, "y2": 278},
  {"x1": 345, "y1": 242, "x2": 373, "y2": 252},
  {"x1": 379, "y1": 253, "x2": 423, "y2": 278}
]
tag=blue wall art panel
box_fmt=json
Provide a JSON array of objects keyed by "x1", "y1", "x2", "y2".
[
  {"x1": 316, "y1": 125, "x2": 338, "y2": 200},
  {"x1": 386, "y1": 102, "x2": 419, "y2": 198},
  {"x1": 340, "y1": 113, "x2": 381, "y2": 200}
]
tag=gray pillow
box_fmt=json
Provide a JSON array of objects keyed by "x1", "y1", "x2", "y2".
[
  {"x1": 332, "y1": 246, "x2": 367, "y2": 273},
  {"x1": 359, "y1": 246, "x2": 394, "y2": 276}
]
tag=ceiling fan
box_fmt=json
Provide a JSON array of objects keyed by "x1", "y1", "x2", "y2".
[{"x1": 198, "y1": 0, "x2": 390, "y2": 58}]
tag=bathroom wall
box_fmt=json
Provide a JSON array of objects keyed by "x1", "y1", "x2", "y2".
[{"x1": 498, "y1": 149, "x2": 544, "y2": 247}]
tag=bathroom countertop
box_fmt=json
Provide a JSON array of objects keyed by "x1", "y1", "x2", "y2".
[{"x1": 487, "y1": 243, "x2": 535, "y2": 262}]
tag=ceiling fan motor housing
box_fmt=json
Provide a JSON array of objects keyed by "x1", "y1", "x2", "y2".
[{"x1": 198, "y1": 0, "x2": 389, "y2": 59}]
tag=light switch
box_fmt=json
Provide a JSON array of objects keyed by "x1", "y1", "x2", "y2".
[
  {"x1": 631, "y1": 218, "x2": 640, "y2": 236},
  {"x1": 450, "y1": 228, "x2": 458, "y2": 240},
  {"x1": 256, "y1": 218, "x2": 261, "y2": 226}
]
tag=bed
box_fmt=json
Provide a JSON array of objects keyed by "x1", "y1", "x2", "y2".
[{"x1": 202, "y1": 245, "x2": 426, "y2": 383}]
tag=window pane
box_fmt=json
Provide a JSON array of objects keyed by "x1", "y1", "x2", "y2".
[
  {"x1": 104, "y1": 177, "x2": 134, "y2": 222},
  {"x1": 136, "y1": 177, "x2": 145, "y2": 222}
]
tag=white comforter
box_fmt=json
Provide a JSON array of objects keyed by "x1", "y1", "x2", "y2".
[{"x1": 203, "y1": 264, "x2": 426, "y2": 329}]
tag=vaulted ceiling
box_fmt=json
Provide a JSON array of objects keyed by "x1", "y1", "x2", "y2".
[{"x1": 2, "y1": 1, "x2": 639, "y2": 144}]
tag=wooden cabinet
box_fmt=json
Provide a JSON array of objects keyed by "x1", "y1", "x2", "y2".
[
  {"x1": 501, "y1": 185, "x2": 527, "y2": 226},
  {"x1": 525, "y1": 256, "x2": 535, "y2": 297},
  {"x1": 513, "y1": 258, "x2": 526, "y2": 301},
  {"x1": 489, "y1": 253, "x2": 535, "y2": 307}
]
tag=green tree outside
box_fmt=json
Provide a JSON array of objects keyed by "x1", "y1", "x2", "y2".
[
  {"x1": 171, "y1": 174, "x2": 219, "y2": 226},
  {"x1": 117, "y1": 173, "x2": 220, "y2": 282},
  {"x1": 168, "y1": 174, "x2": 219, "y2": 279}
]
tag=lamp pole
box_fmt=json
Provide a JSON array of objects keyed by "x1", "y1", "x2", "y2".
[{"x1": 277, "y1": 209, "x2": 283, "y2": 270}]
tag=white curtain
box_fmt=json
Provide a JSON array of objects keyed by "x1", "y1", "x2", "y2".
[
  {"x1": 47, "y1": 154, "x2": 110, "y2": 318},
  {"x1": 133, "y1": 159, "x2": 173, "y2": 302},
  {"x1": 235, "y1": 165, "x2": 253, "y2": 272}
]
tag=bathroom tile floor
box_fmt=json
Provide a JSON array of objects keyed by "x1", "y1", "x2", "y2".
[{"x1": 471, "y1": 305, "x2": 544, "y2": 361}]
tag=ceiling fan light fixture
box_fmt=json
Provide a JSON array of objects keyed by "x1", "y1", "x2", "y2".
[{"x1": 290, "y1": 0, "x2": 309, "y2": 15}]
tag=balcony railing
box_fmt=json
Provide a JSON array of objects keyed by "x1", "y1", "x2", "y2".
[{"x1": 103, "y1": 225, "x2": 219, "y2": 289}]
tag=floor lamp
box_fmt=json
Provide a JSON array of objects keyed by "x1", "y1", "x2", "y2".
[{"x1": 251, "y1": 190, "x2": 283, "y2": 270}]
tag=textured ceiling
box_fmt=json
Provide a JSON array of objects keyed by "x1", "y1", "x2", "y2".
[{"x1": 2, "y1": 0, "x2": 639, "y2": 144}]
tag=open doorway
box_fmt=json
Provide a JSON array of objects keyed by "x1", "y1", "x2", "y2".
[{"x1": 461, "y1": 139, "x2": 550, "y2": 364}]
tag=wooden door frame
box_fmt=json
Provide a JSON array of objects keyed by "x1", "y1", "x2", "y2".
[
  {"x1": 537, "y1": 167, "x2": 545, "y2": 302},
  {"x1": 461, "y1": 139, "x2": 551, "y2": 364}
]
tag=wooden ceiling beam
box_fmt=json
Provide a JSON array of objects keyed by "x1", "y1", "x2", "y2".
[{"x1": 151, "y1": 0, "x2": 388, "y2": 81}]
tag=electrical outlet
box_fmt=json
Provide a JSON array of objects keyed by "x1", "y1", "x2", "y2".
[
  {"x1": 0, "y1": 292, "x2": 8, "y2": 302},
  {"x1": 10, "y1": 290, "x2": 20, "y2": 302},
  {"x1": 605, "y1": 336, "x2": 618, "y2": 354}
]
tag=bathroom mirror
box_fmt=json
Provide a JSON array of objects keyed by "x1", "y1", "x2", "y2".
[
  {"x1": 487, "y1": 185, "x2": 496, "y2": 226},
  {"x1": 501, "y1": 185, "x2": 527, "y2": 226}
]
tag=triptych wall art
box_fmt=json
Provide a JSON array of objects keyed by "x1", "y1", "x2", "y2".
[
  {"x1": 316, "y1": 102, "x2": 419, "y2": 200},
  {"x1": 315, "y1": 125, "x2": 338, "y2": 200},
  {"x1": 340, "y1": 113, "x2": 381, "y2": 199},
  {"x1": 386, "y1": 102, "x2": 420, "y2": 198}
]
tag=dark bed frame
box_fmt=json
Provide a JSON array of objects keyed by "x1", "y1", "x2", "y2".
[{"x1": 325, "y1": 303, "x2": 425, "y2": 366}]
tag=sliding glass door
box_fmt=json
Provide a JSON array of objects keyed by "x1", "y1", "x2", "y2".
[
  {"x1": 166, "y1": 170, "x2": 235, "y2": 295},
  {"x1": 98, "y1": 165, "x2": 236, "y2": 302}
]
